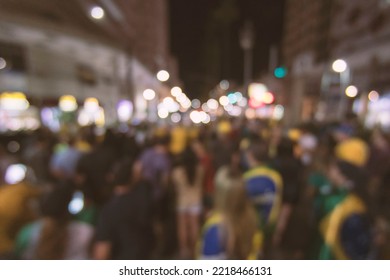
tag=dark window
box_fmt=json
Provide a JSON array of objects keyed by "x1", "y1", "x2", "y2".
[{"x1": 0, "y1": 41, "x2": 26, "y2": 72}]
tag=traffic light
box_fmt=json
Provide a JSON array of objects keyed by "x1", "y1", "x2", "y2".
[{"x1": 274, "y1": 66, "x2": 287, "y2": 79}]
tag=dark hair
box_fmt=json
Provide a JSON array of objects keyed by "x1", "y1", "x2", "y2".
[
  {"x1": 247, "y1": 140, "x2": 269, "y2": 163},
  {"x1": 277, "y1": 137, "x2": 295, "y2": 158},
  {"x1": 36, "y1": 185, "x2": 73, "y2": 259},
  {"x1": 102, "y1": 129, "x2": 117, "y2": 146},
  {"x1": 111, "y1": 158, "x2": 133, "y2": 187},
  {"x1": 179, "y1": 146, "x2": 199, "y2": 185},
  {"x1": 40, "y1": 184, "x2": 73, "y2": 218}
]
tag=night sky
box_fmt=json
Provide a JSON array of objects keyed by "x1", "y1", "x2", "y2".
[{"x1": 169, "y1": 0, "x2": 286, "y2": 100}]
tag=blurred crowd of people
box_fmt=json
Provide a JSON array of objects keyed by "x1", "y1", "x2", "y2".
[{"x1": 0, "y1": 114, "x2": 389, "y2": 260}]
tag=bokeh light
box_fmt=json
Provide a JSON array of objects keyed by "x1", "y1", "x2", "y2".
[
  {"x1": 157, "y1": 70, "x2": 170, "y2": 82},
  {"x1": 219, "y1": 96, "x2": 229, "y2": 106},
  {"x1": 143, "y1": 89, "x2": 156, "y2": 101},
  {"x1": 368, "y1": 91, "x2": 379, "y2": 102},
  {"x1": 5, "y1": 164, "x2": 27, "y2": 185},
  {"x1": 263, "y1": 92, "x2": 275, "y2": 104},
  {"x1": 191, "y1": 99, "x2": 201, "y2": 109},
  {"x1": 117, "y1": 100, "x2": 133, "y2": 122},
  {"x1": 171, "y1": 86, "x2": 182, "y2": 97},
  {"x1": 219, "y1": 80, "x2": 229, "y2": 90},
  {"x1": 68, "y1": 191, "x2": 85, "y2": 215},
  {"x1": 0, "y1": 57, "x2": 6, "y2": 70},
  {"x1": 84, "y1": 97, "x2": 99, "y2": 113},
  {"x1": 171, "y1": 112, "x2": 181, "y2": 123},
  {"x1": 345, "y1": 85, "x2": 358, "y2": 98},
  {"x1": 207, "y1": 99, "x2": 219, "y2": 110},
  {"x1": 158, "y1": 107, "x2": 169, "y2": 119},
  {"x1": 90, "y1": 6, "x2": 105, "y2": 19},
  {"x1": 59, "y1": 95, "x2": 78, "y2": 112},
  {"x1": 332, "y1": 59, "x2": 347, "y2": 73}
]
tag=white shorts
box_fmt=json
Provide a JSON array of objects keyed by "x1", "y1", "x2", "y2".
[{"x1": 177, "y1": 204, "x2": 202, "y2": 215}]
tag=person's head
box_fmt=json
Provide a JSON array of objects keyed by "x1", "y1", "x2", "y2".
[
  {"x1": 40, "y1": 185, "x2": 73, "y2": 220},
  {"x1": 277, "y1": 137, "x2": 295, "y2": 158},
  {"x1": 245, "y1": 140, "x2": 269, "y2": 168},
  {"x1": 102, "y1": 129, "x2": 117, "y2": 147},
  {"x1": 110, "y1": 158, "x2": 133, "y2": 188}
]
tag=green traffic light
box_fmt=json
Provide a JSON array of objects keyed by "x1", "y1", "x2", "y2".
[{"x1": 274, "y1": 67, "x2": 287, "y2": 78}]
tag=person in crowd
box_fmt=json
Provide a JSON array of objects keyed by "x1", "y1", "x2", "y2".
[
  {"x1": 133, "y1": 134, "x2": 171, "y2": 204},
  {"x1": 271, "y1": 137, "x2": 305, "y2": 258},
  {"x1": 170, "y1": 124, "x2": 188, "y2": 156},
  {"x1": 296, "y1": 124, "x2": 318, "y2": 167},
  {"x1": 14, "y1": 182, "x2": 94, "y2": 259},
  {"x1": 366, "y1": 128, "x2": 390, "y2": 201},
  {"x1": 198, "y1": 180, "x2": 262, "y2": 260},
  {"x1": 243, "y1": 141, "x2": 283, "y2": 241},
  {"x1": 74, "y1": 128, "x2": 93, "y2": 153},
  {"x1": 22, "y1": 134, "x2": 52, "y2": 185},
  {"x1": 192, "y1": 137, "x2": 215, "y2": 213},
  {"x1": 333, "y1": 124, "x2": 369, "y2": 169},
  {"x1": 0, "y1": 164, "x2": 41, "y2": 258},
  {"x1": 172, "y1": 145, "x2": 204, "y2": 259},
  {"x1": 318, "y1": 159, "x2": 372, "y2": 260},
  {"x1": 50, "y1": 137, "x2": 83, "y2": 180},
  {"x1": 94, "y1": 159, "x2": 154, "y2": 260},
  {"x1": 213, "y1": 145, "x2": 243, "y2": 208},
  {"x1": 133, "y1": 134, "x2": 172, "y2": 256},
  {"x1": 76, "y1": 129, "x2": 118, "y2": 206},
  {"x1": 307, "y1": 158, "x2": 334, "y2": 259},
  {"x1": 211, "y1": 120, "x2": 236, "y2": 171}
]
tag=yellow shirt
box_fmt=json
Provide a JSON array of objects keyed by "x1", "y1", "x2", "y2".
[{"x1": 170, "y1": 126, "x2": 187, "y2": 155}]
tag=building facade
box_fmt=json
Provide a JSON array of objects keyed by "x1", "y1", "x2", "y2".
[
  {"x1": 0, "y1": 0, "x2": 178, "y2": 127},
  {"x1": 282, "y1": 0, "x2": 390, "y2": 125}
]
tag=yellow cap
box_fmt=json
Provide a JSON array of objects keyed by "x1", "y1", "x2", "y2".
[
  {"x1": 217, "y1": 121, "x2": 232, "y2": 135},
  {"x1": 335, "y1": 138, "x2": 369, "y2": 167}
]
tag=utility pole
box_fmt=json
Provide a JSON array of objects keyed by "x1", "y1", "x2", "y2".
[{"x1": 239, "y1": 21, "x2": 254, "y2": 98}]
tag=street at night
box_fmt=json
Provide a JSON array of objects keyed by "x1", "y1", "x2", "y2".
[{"x1": 0, "y1": 0, "x2": 390, "y2": 261}]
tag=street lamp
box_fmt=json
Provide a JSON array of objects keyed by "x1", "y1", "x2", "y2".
[
  {"x1": 240, "y1": 21, "x2": 255, "y2": 98},
  {"x1": 331, "y1": 59, "x2": 350, "y2": 119},
  {"x1": 332, "y1": 59, "x2": 347, "y2": 73},
  {"x1": 90, "y1": 6, "x2": 105, "y2": 20}
]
